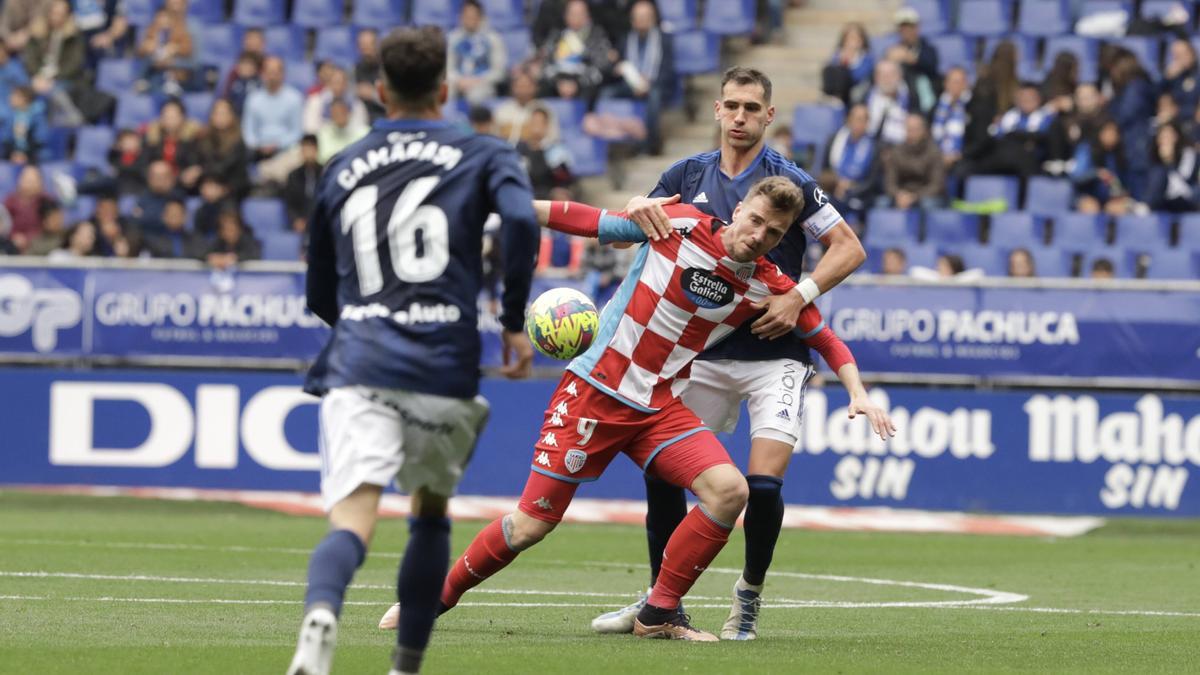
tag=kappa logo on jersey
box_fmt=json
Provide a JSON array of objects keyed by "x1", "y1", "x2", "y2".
[
  {"x1": 542, "y1": 431, "x2": 558, "y2": 447},
  {"x1": 566, "y1": 382, "x2": 579, "y2": 396},
  {"x1": 535, "y1": 451, "x2": 552, "y2": 467},
  {"x1": 564, "y1": 449, "x2": 587, "y2": 474},
  {"x1": 534, "y1": 497, "x2": 553, "y2": 511},
  {"x1": 681, "y1": 268, "x2": 734, "y2": 309},
  {"x1": 549, "y1": 412, "x2": 565, "y2": 426},
  {"x1": 693, "y1": 192, "x2": 709, "y2": 204}
]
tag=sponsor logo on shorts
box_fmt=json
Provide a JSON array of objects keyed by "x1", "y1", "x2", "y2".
[
  {"x1": 776, "y1": 409, "x2": 790, "y2": 420},
  {"x1": 565, "y1": 449, "x2": 587, "y2": 474},
  {"x1": 542, "y1": 432, "x2": 558, "y2": 447},
  {"x1": 680, "y1": 268, "x2": 734, "y2": 309},
  {"x1": 535, "y1": 451, "x2": 552, "y2": 467},
  {"x1": 534, "y1": 497, "x2": 553, "y2": 511}
]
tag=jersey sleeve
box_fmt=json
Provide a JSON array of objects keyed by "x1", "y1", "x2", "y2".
[
  {"x1": 795, "y1": 180, "x2": 844, "y2": 241},
  {"x1": 304, "y1": 186, "x2": 338, "y2": 326},
  {"x1": 647, "y1": 158, "x2": 687, "y2": 198},
  {"x1": 795, "y1": 304, "x2": 825, "y2": 338},
  {"x1": 598, "y1": 211, "x2": 649, "y2": 245},
  {"x1": 755, "y1": 260, "x2": 798, "y2": 295},
  {"x1": 486, "y1": 144, "x2": 540, "y2": 334}
]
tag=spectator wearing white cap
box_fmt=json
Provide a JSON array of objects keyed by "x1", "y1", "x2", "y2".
[{"x1": 893, "y1": 7, "x2": 939, "y2": 88}]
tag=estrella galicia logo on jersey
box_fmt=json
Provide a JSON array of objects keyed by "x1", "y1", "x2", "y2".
[
  {"x1": 565, "y1": 449, "x2": 587, "y2": 474},
  {"x1": 681, "y1": 268, "x2": 734, "y2": 309}
]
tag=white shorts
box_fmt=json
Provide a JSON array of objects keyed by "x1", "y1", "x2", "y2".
[
  {"x1": 682, "y1": 358, "x2": 816, "y2": 447},
  {"x1": 318, "y1": 386, "x2": 490, "y2": 511}
]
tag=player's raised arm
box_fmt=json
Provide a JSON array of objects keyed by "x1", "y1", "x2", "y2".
[
  {"x1": 304, "y1": 192, "x2": 339, "y2": 326},
  {"x1": 532, "y1": 200, "x2": 649, "y2": 245}
]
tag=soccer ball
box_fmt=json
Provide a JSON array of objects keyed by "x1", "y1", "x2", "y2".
[{"x1": 525, "y1": 288, "x2": 600, "y2": 360}]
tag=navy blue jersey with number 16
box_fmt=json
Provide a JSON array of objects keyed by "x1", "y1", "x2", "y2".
[{"x1": 304, "y1": 118, "x2": 539, "y2": 399}]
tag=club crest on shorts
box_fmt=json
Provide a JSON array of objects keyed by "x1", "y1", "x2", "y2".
[{"x1": 565, "y1": 449, "x2": 587, "y2": 474}]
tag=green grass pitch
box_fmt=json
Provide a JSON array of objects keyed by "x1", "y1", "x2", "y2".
[{"x1": 1, "y1": 491, "x2": 1198, "y2": 674}]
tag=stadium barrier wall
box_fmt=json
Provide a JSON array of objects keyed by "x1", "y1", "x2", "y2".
[
  {"x1": 2, "y1": 259, "x2": 1198, "y2": 387},
  {"x1": 2, "y1": 366, "x2": 1197, "y2": 517}
]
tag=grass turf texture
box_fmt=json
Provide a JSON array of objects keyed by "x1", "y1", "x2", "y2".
[{"x1": 1, "y1": 491, "x2": 1198, "y2": 674}]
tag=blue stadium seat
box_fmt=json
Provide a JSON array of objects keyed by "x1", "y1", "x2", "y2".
[
  {"x1": 563, "y1": 135, "x2": 608, "y2": 177},
  {"x1": 501, "y1": 28, "x2": 532, "y2": 65},
  {"x1": 1084, "y1": 246, "x2": 1132, "y2": 277},
  {"x1": 672, "y1": 30, "x2": 721, "y2": 75},
  {"x1": 929, "y1": 35, "x2": 973, "y2": 77},
  {"x1": 870, "y1": 32, "x2": 902, "y2": 64},
  {"x1": 183, "y1": 92, "x2": 215, "y2": 121},
  {"x1": 314, "y1": 25, "x2": 358, "y2": 68},
  {"x1": 233, "y1": 0, "x2": 286, "y2": 26},
  {"x1": 1017, "y1": 0, "x2": 1070, "y2": 36},
  {"x1": 958, "y1": 243, "x2": 1008, "y2": 276},
  {"x1": 957, "y1": 0, "x2": 1011, "y2": 37},
  {"x1": 1026, "y1": 246, "x2": 1072, "y2": 277},
  {"x1": 242, "y1": 198, "x2": 288, "y2": 232},
  {"x1": 198, "y1": 25, "x2": 244, "y2": 67},
  {"x1": 925, "y1": 210, "x2": 981, "y2": 244},
  {"x1": 964, "y1": 175, "x2": 1019, "y2": 210},
  {"x1": 265, "y1": 25, "x2": 306, "y2": 62},
  {"x1": 75, "y1": 126, "x2": 116, "y2": 171},
  {"x1": 123, "y1": 0, "x2": 162, "y2": 26},
  {"x1": 1140, "y1": 0, "x2": 1192, "y2": 24},
  {"x1": 0, "y1": 162, "x2": 17, "y2": 197},
  {"x1": 791, "y1": 105, "x2": 844, "y2": 173},
  {"x1": 69, "y1": 196, "x2": 97, "y2": 225},
  {"x1": 1178, "y1": 213, "x2": 1200, "y2": 251},
  {"x1": 260, "y1": 230, "x2": 304, "y2": 261},
  {"x1": 285, "y1": 61, "x2": 317, "y2": 91},
  {"x1": 1114, "y1": 214, "x2": 1171, "y2": 250},
  {"x1": 292, "y1": 0, "x2": 344, "y2": 28},
  {"x1": 1024, "y1": 176, "x2": 1074, "y2": 217},
  {"x1": 702, "y1": 0, "x2": 756, "y2": 36},
  {"x1": 1114, "y1": 36, "x2": 1162, "y2": 79},
  {"x1": 542, "y1": 98, "x2": 586, "y2": 132},
  {"x1": 866, "y1": 209, "x2": 920, "y2": 247},
  {"x1": 594, "y1": 98, "x2": 647, "y2": 132},
  {"x1": 1144, "y1": 250, "x2": 1199, "y2": 279},
  {"x1": 479, "y1": 0, "x2": 525, "y2": 30},
  {"x1": 1044, "y1": 36, "x2": 1100, "y2": 83},
  {"x1": 657, "y1": 0, "x2": 698, "y2": 32},
  {"x1": 989, "y1": 213, "x2": 1046, "y2": 248},
  {"x1": 1052, "y1": 213, "x2": 1106, "y2": 252},
  {"x1": 906, "y1": 243, "x2": 939, "y2": 270},
  {"x1": 188, "y1": 1, "x2": 226, "y2": 23},
  {"x1": 119, "y1": 194, "x2": 139, "y2": 216},
  {"x1": 353, "y1": 0, "x2": 407, "y2": 25},
  {"x1": 907, "y1": 0, "x2": 950, "y2": 34},
  {"x1": 96, "y1": 59, "x2": 139, "y2": 97},
  {"x1": 43, "y1": 127, "x2": 73, "y2": 162},
  {"x1": 411, "y1": 0, "x2": 463, "y2": 28},
  {"x1": 115, "y1": 94, "x2": 159, "y2": 129}
]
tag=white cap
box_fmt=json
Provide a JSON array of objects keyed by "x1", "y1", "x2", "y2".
[{"x1": 894, "y1": 7, "x2": 920, "y2": 25}]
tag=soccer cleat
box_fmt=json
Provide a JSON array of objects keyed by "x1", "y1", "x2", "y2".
[
  {"x1": 378, "y1": 602, "x2": 401, "y2": 630},
  {"x1": 633, "y1": 611, "x2": 718, "y2": 642},
  {"x1": 286, "y1": 606, "x2": 338, "y2": 675},
  {"x1": 719, "y1": 580, "x2": 763, "y2": 641},
  {"x1": 590, "y1": 588, "x2": 649, "y2": 634}
]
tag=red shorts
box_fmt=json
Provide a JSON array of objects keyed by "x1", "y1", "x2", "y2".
[{"x1": 518, "y1": 372, "x2": 733, "y2": 524}]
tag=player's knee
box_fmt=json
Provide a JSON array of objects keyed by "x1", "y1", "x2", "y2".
[
  {"x1": 506, "y1": 511, "x2": 557, "y2": 550},
  {"x1": 695, "y1": 465, "x2": 749, "y2": 519}
]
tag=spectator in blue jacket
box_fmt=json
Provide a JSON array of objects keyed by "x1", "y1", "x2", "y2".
[
  {"x1": 1145, "y1": 122, "x2": 1199, "y2": 213},
  {"x1": 0, "y1": 48, "x2": 29, "y2": 108},
  {"x1": 1106, "y1": 49, "x2": 1155, "y2": 200},
  {"x1": 1, "y1": 86, "x2": 48, "y2": 163},
  {"x1": 1073, "y1": 118, "x2": 1134, "y2": 215},
  {"x1": 1164, "y1": 39, "x2": 1199, "y2": 120}
]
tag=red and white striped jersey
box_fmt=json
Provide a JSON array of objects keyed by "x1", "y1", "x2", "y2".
[{"x1": 566, "y1": 204, "x2": 800, "y2": 411}]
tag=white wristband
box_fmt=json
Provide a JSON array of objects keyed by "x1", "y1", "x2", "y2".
[{"x1": 796, "y1": 277, "x2": 821, "y2": 304}]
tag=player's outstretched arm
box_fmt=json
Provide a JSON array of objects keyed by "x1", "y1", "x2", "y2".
[
  {"x1": 803, "y1": 323, "x2": 896, "y2": 440},
  {"x1": 532, "y1": 200, "x2": 648, "y2": 244}
]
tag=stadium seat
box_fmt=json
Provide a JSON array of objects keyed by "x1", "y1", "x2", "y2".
[
  {"x1": 702, "y1": 0, "x2": 756, "y2": 36},
  {"x1": 1177, "y1": 213, "x2": 1200, "y2": 250},
  {"x1": 314, "y1": 25, "x2": 358, "y2": 68},
  {"x1": 562, "y1": 135, "x2": 608, "y2": 177},
  {"x1": 501, "y1": 28, "x2": 532, "y2": 65},
  {"x1": 411, "y1": 0, "x2": 463, "y2": 29},
  {"x1": 964, "y1": 175, "x2": 1019, "y2": 210},
  {"x1": 1044, "y1": 36, "x2": 1100, "y2": 83},
  {"x1": 929, "y1": 35, "x2": 974, "y2": 76},
  {"x1": 1052, "y1": 213, "x2": 1106, "y2": 252},
  {"x1": 69, "y1": 196, "x2": 97, "y2": 225},
  {"x1": 1114, "y1": 214, "x2": 1171, "y2": 251},
  {"x1": 188, "y1": 1, "x2": 226, "y2": 23},
  {"x1": 957, "y1": 0, "x2": 1011, "y2": 37},
  {"x1": 115, "y1": 94, "x2": 159, "y2": 130},
  {"x1": 1114, "y1": 36, "x2": 1162, "y2": 79},
  {"x1": 353, "y1": 0, "x2": 407, "y2": 26},
  {"x1": 1084, "y1": 246, "x2": 1132, "y2": 277},
  {"x1": 870, "y1": 32, "x2": 902, "y2": 64},
  {"x1": 122, "y1": 0, "x2": 162, "y2": 26},
  {"x1": 96, "y1": 59, "x2": 139, "y2": 97},
  {"x1": 285, "y1": 61, "x2": 317, "y2": 91},
  {"x1": 906, "y1": 243, "x2": 939, "y2": 270},
  {"x1": 1016, "y1": 0, "x2": 1070, "y2": 37},
  {"x1": 41, "y1": 161, "x2": 81, "y2": 199},
  {"x1": 264, "y1": 25, "x2": 306, "y2": 62},
  {"x1": 233, "y1": 0, "x2": 286, "y2": 26},
  {"x1": 672, "y1": 30, "x2": 721, "y2": 75},
  {"x1": 656, "y1": 0, "x2": 698, "y2": 32},
  {"x1": 43, "y1": 127, "x2": 73, "y2": 162},
  {"x1": 988, "y1": 213, "x2": 1046, "y2": 248},
  {"x1": 260, "y1": 230, "x2": 304, "y2": 261},
  {"x1": 183, "y1": 92, "x2": 215, "y2": 121},
  {"x1": 479, "y1": 0, "x2": 525, "y2": 30},
  {"x1": 242, "y1": 198, "x2": 288, "y2": 232},
  {"x1": 906, "y1": 0, "x2": 950, "y2": 34},
  {"x1": 1144, "y1": 250, "x2": 1199, "y2": 280},
  {"x1": 866, "y1": 209, "x2": 920, "y2": 247},
  {"x1": 925, "y1": 210, "x2": 981, "y2": 244},
  {"x1": 594, "y1": 99, "x2": 648, "y2": 142},
  {"x1": 1140, "y1": 0, "x2": 1192, "y2": 24},
  {"x1": 75, "y1": 126, "x2": 116, "y2": 171},
  {"x1": 1026, "y1": 247, "x2": 1072, "y2": 277},
  {"x1": 198, "y1": 25, "x2": 244, "y2": 67},
  {"x1": 292, "y1": 0, "x2": 344, "y2": 28},
  {"x1": 958, "y1": 243, "x2": 1008, "y2": 276},
  {"x1": 118, "y1": 194, "x2": 139, "y2": 216},
  {"x1": 0, "y1": 162, "x2": 17, "y2": 197},
  {"x1": 542, "y1": 98, "x2": 586, "y2": 132},
  {"x1": 790, "y1": 105, "x2": 844, "y2": 169},
  {"x1": 1024, "y1": 176, "x2": 1074, "y2": 217}
]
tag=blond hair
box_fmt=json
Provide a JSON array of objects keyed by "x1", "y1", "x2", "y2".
[{"x1": 745, "y1": 176, "x2": 805, "y2": 221}]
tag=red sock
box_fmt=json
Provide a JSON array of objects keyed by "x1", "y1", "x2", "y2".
[
  {"x1": 648, "y1": 506, "x2": 732, "y2": 610},
  {"x1": 440, "y1": 517, "x2": 519, "y2": 609}
]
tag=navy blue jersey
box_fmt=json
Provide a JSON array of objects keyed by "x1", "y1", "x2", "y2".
[
  {"x1": 305, "y1": 118, "x2": 539, "y2": 399},
  {"x1": 648, "y1": 145, "x2": 844, "y2": 362}
]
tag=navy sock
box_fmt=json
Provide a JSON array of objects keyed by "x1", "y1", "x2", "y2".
[
  {"x1": 644, "y1": 475, "x2": 688, "y2": 586},
  {"x1": 304, "y1": 529, "x2": 366, "y2": 616},
  {"x1": 394, "y1": 516, "x2": 451, "y2": 673},
  {"x1": 742, "y1": 475, "x2": 784, "y2": 587}
]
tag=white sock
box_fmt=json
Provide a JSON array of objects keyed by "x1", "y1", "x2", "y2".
[{"x1": 736, "y1": 575, "x2": 763, "y2": 594}]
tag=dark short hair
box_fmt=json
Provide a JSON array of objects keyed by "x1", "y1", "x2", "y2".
[
  {"x1": 462, "y1": 0, "x2": 483, "y2": 13},
  {"x1": 380, "y1": 26, "x2": 447, "y2": 110},
  {"x1": 164, "y1": 198, "x2": 187, "y2": 210},
  {"x1": 39, "y1": 199, "x2": 62, "y2": 218},
  {"x1": 884, "y1": 246, "x2": 906, "y2": 260},
  {"x1": 301, "y1": 133, "x2": 318, "y2": 146},
  {"x1": 159, "y1": 97, "x2": 184, "y2": 114},
  {"x1": 1091, "y1": 257, "x2": 1114, "y2": 273},
  {"x1": 721, "y1": 66, "x2": 772, "y2": 103},
  {"x1": 745, "y1": 176, "x2": 804, "y2": 221},
  {"x1": 468, "y1": 105, "x2": 493, "y2": 124}
]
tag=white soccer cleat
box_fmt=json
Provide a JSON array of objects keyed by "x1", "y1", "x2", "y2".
[
  {"x1": 287, "y1": 606, "x2": 338, "y2": 675},
  {"x1": 720, "y1": 578, "x2": 763, "y2": 641},
  {"x1": 590, "y1": 588, "x2": 649, "y2": 634},
  {"x1": 378, "y1": 602, "x2": 401, "y2": 630}
]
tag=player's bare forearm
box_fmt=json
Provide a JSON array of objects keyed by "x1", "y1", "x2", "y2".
[
  {"x1": 833, "y1": 361, "x2": 869, "y2": 399},
  {"x1": 838, "y1": 361, "x2": 897, "y2": 439},
  {"x1": 810, "y1": 220, "x2": 867, "y2": 296}
]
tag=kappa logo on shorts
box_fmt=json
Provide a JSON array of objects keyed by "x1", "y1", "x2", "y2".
[
  {"x1": 565, "y1": 449, "x2": 587, "y2": 474},
  {"x1": 536, "y1": 451, "x2": 552, "y2": 467},
  {"x1": 566, "y1": 382, "x2": 579, "y2": 396},
  {"x1": 555, "y1": 401, "x2": 569, "y2": 416},
  {"x1": 542, "y1": 432, "x2": 559, "y2": 447},
  {"x1": 549, "y1": 412, "x2": 565, "y2": 427},
  {"x1": 776, "y1": 409, "x2": 790, "y2": 420}
]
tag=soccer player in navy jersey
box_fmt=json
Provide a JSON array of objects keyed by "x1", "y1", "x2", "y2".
[
  {"x1": 590, "y1": 67, "x2": 870, "y2": 640},
  {"x1": 287, "y1": 27, "x2": 540, "y2": 675}
]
